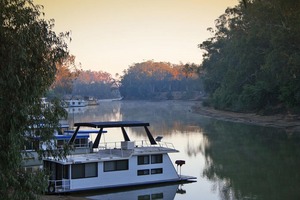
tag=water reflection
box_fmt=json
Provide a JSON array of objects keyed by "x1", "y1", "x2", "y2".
[
  {"x1": 68, "y1": 101, "x2": 300, "y2": 200},
  {"x1": 85, "y1": 183, "x2": 188, "y2": 200},
  {"x1": 201, "y1": 121, "x2": 300, "y2": 200}
]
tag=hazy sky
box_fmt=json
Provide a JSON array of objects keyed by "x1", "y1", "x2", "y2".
[{"x1": 34, "y1": 0, "x2": 238, "y2": 76}]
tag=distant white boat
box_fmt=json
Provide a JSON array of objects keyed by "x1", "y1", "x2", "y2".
[
  {"x1": 98, "y1": 97, "x2": 123, "y2": 102},
  {"x1": 64, "y1": 99, "x2": 87, "y2": 107},
  {"x1": 86, "y1": 97, "x2": 99, "y2": 106},
  {"x1": 112, "y1": 96, "x2": 123, "y2": 101},
  {"x1": 44, "y1": 121, "x2": 196, "y2": 194}
]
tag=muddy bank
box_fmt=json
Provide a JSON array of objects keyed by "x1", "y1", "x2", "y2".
[{"x1": 192, "y1": 102, "x2": 300, "y2": 133}]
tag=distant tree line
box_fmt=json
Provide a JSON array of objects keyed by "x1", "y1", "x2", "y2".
[
  {"x1": 50, "y1": 60, "x2": 119, "y2": 99},
  {"x1": 72, "y1": 70, "x2": 120, "y2": 99},
  {"x1": 199, "y1": 0, "x2": 300, "y2": 114},
  {"x1": 119, "y1": 60, "x2": 202, "y2": 100}
]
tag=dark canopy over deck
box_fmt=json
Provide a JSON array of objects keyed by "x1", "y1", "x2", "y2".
[
  {"x1": 74, "y1": 121, "x2": 150, "y2": 128},
  {"x1": 68, "y1": 121, "x2": 157, "y2": 148}
]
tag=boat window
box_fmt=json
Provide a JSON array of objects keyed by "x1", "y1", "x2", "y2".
[
  {"x1": 85, "y1": 163, "x2": 97, "y2": 177},
  {"x1": 152, "y1": 193, "x2": 164, "y2": 199},
  {"x1": 104, "y1": 161, "x2": 115, "y2": 171},
  {"x1": 72, "y1": 164, "x2": 85, "y2": 179},
  {"x1": 74, "y1": 139, "x2": 80, "y2": 146},
  {"x1": 137, "y1": 169, "x2": 150, "y2": 176},
  {"x1": 138, "y1": 194, "x2": 150, "y2": 200},
  {"x1": 71, "y1": 162, "x2": 98, "y2": 179},
  {"x1": 151, "y1": 154, "x2": 163, "y2": 164},
  {"x1": 63, "y1": 165, "x2": 69, "y2": 179},
  {"x1": 151, "y1": 168, "x2": 163, "y2": 174},
  {"x1": 104, "y1": 160, "x2": 129, "y2": 172},
  {"x1": 138, "y1": 193, "x2": 163, "y2": 200},
  {"x1": 137, "y1": 155, "x2": 150, "y2": 165}
]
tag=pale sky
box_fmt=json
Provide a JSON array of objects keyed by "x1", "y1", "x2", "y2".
[{"x1": 34, "y1": 0, "x2": 238, "y2": 77}]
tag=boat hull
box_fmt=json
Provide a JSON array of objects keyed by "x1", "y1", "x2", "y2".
[{"x1": 47, "y1": 175, "x2": 195, "y2": 194}]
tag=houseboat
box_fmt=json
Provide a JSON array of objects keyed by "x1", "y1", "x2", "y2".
[
  {"x1": 44, "y1": 121, "x2": 196, "y2": 193},
  {"x1": 64, "y1": 99, "x2": 87, "y2": 107},
  {"x1": 22, "y1": 125, "x2": 105, "y2": 167}
]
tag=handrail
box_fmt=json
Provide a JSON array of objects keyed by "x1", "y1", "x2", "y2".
[
  {"x1": 93, "y1": 140, "x2": 176, "y2": 151},
  {"x1": 48, "y1": 179, "x2": 70, "y2": 193}
]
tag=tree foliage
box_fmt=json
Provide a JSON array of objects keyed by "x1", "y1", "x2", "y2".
[
  {"x1": 0, "y1": 0, "x2": 69, "y2": 199},
  {"x1": 199, "y1": 0, "x2": 300, "y2": 113},
  {"x1": 51, "y1": 66, "x2": 120, "y2": 99},
  {"x1": 51, "y1": 55, "x2": 80, "y2": 96},
  {"x1": 120, "y1": 60, "x2": 201, "y2": 100},
  {"x1": 71, "y1": 70, "x2": 119, "y2": 99}
]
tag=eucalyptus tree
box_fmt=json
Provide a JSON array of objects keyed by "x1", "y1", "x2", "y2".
[
  {"x1": 0, "y1": 0, "x2": 70, "y2": 199},
  {"x1": 199, "y1": 0, "x2": 300, "y2": 113}
]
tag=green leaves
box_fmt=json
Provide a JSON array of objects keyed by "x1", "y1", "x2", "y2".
[
  {"x1": 199, "y1": 0, "x2": 300, "y2": 113},
  {"x1": 0, "y1": 0, "x2": 70, "y2": 199}
]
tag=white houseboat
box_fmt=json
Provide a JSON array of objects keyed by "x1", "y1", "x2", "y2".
[
  {"x1": 44, "y1": 121, "x2": 196, "y2": 193},
  {"x1": 22, "y1": 125, "x2": 104, "y2": 167},
  {"x1": 64, "y1": 99, "x2": 87, "y2": 107}
]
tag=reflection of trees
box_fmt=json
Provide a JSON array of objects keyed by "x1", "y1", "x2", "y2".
[
  {"x1": 68, "y1": 102, "x2": 122, "y2": 126},
  {"x1": 202, "y1": 121, "x2": 300, "y2": 200},
  {"x1": 185, "y1": 133, "x2": 209, "y2": 157},
  {"x1": 119, "y1": 101, "x2": 206, "y2": 136}
]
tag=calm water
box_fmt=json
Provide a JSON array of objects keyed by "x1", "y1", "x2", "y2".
[{"x1": 68, "y1": 101, "x2": 300, "y2": 200}]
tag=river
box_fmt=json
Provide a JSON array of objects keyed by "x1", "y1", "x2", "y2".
[{"x1": 67, "y1": 100, "x2": 300, "y2": 200}]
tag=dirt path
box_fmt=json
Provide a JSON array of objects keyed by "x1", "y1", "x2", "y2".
[{"x1": 192, "y1": 102, "x2": 300, "y2": 133}]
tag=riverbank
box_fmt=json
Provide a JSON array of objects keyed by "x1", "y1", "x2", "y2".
[{"x1": 192, "y1": 102, "x2": 300, "y2": 133}]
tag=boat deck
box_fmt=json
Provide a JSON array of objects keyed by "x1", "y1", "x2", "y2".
[{"x1": 61, "y1": 144, "x2": 178, "y2": 164}]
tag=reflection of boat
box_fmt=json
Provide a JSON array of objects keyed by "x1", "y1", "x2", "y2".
[
  {"x1": 86, "y1": 183, "x2": 183, "y2": 200},
  {"x1": 43, "y1": 121, "x2": 196, "y2": 194},
  {"x1": 65, "y1": 106, "x2": 87, "y2": 114}
]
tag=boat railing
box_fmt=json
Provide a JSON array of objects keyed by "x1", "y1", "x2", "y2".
[
  {"x1": 95, "y1": 140, "x2": 176, "y2": 150},
  {"x1": 48, "y1": 179, "x2": 70, "y2": 193},
  {"x1": 157, "y1": 141, "x2": 176, "y2": 149},
  {"x1": 92, "y1": 140, "x2": 176, "y2": 156},
  {"x1": 97, "y1": 141, "x2": 122, "y2": 150},
  {"x1": 136, "y1": 140, "x2": 176, "y2": 150}
]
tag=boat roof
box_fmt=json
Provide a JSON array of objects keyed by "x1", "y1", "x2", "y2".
[
  {"x1": 55, "y1": 134, "x2": 89, "y2": 140},
  {"x1": 74, "y1": 121, "x2": 150, "y2": 128},
  {"x1": 69, "y1": 121, "x2": 156, "y2": 147},
  {"x1": 64, "y1": 130, "x2": 106, "y2": 134}
]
